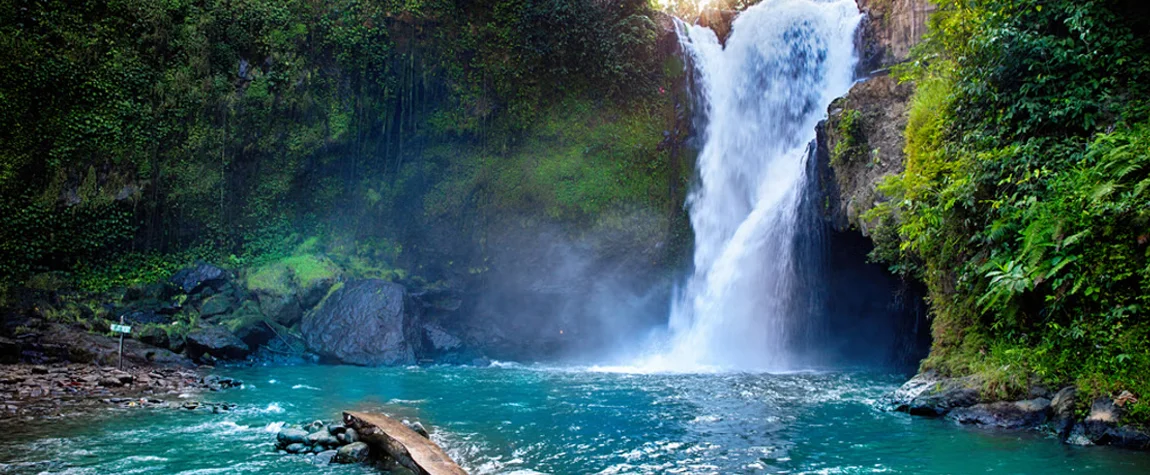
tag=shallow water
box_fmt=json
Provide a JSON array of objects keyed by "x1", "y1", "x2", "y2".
[{"x1": 1, "y1": 364, "x2": 1148, "y2": 474}]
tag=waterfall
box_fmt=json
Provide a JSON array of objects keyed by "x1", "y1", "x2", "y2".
[{"x1": 648, "y1": 0, "x2": 861, "y2": 371}]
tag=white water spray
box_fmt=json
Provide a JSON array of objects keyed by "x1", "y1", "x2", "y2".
[{"x1": 643, "y1": 0, "x2": 861, "y2": 372}]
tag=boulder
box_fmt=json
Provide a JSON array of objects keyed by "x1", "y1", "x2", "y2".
[
  {"x1": 307, "y1": 430, "x2": 339, "y2": 448},
  {"x1": 219, "y1": 305, "x2": 274, "y2": 349},
  {"x1": 185, "y1": 326, "x2": 250, "y2": 360},
  {"x1": 125, "y1": 282, "x2": 173, "y2": 301},
  {"x1": 889, "y1": 371, "x2": 940, "y2": 408},
  {"x1": 908, "y1": 387, "x2": 980, "y2": 417},
  {"x1": 313, "y1": 450, "x2": 338, "y2": 465},
  {"x1": 136, "y1": 327, "x2": 170, "y2": 349},
  {"x1": 99, "y1": 377, "x2": 124, "y2": 387},
  {"x1": 170, "y1": 263, "x2": 228, "y2": 294},
  {"x1": 277, "y1": 428, "x2": 309, "y2": 447},
  {"x1": 891, "y1": 371, "x2": 981, "y2": 417},
  {"x1": 168, "y1": 331, "x2": 186, "y2": 354},
  {"x1": 946, "y1": 398, "x2": 1051, "y2": 429},
  {"x1": 284, "y1": 443, "x2": 308, "y2": 454},
  {"x1": 1051, "y1": 386, "x2": 1077, "y2": 440},
  {"x1": 199, "y1": 293, "x2": 235, "y2": 318},
  {"x1": 257, "y1": 292, "x2": 302, "y2": 327},
  {"x1": 301, "y1": 280, "x2": 421, "y2": 366},
  {"x1": 1096, "y1": 425, "x2": 1150, "y2": 450},
  {"x1": 334, "y1": 442, "x2": 370, "y2": 464},
  {"x1": 1085, "y1": 397, "x2": 1121, "y2": 442},
  {"x1": 296, "y1": 270, "x2": 337, "y2": 310},
  {"x1": 1081, "y1": 397, "x2": 1150, "y2": 449},
  {"x1": 337, "y1": 428, "x2": 359, "y2": 444},
  {"x1": 246, "y1": 255, "x2": 339, "y2": 325}
]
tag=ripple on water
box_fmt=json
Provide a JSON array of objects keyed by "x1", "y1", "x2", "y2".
[{"x1": 1, "y1": 366, "x2": 1149, "y2": 475}]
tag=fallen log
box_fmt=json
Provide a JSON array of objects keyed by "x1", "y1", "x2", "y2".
[{"x1": 343, "y1": 411, "x2": 467, "y2": 475}]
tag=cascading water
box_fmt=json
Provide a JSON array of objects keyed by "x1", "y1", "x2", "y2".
[{"x1": 646, "y1": 0, "x2": 861, "y2": 371}]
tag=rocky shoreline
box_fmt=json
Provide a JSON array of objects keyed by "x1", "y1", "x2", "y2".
[
  {"x1": 0, "y1": 362, "x2": 241, "y2": 420},
  {"x1": 2, "y1": 260, "x2": 491, "y2": 372},
  {"x1": 892, "y1": 371, "x2": 1150, "y2": 450}
]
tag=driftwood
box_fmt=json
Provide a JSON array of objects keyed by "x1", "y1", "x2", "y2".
[{"x1": 343, "y1": 411, "x2": 467, "y2": 475}]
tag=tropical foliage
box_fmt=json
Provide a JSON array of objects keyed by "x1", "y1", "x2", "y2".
[
  {"x1": 0, "y1": 0, "x2": 685, "y2": 295},
  {"x1": 869, "y1": 0, "x2": 1150, "y2": 419}
]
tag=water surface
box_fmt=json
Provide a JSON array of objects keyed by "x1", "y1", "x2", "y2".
[{"x1": 1, "y1": 364, "x2": 1148, "y2": 474}]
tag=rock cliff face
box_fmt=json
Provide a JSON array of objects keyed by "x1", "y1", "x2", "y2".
[
  {"x1": 855, "y1": 0, "x2": 936, "y2": 73},
  {"x1": 819, "y1": 0, "x2": 933, "y2": 233},
  {"x1": 819, "y1": 74, "x2": 914, "y2": 233},
  {"x1": 791, "y1": 0, "x2": 937, "y2": 368}
]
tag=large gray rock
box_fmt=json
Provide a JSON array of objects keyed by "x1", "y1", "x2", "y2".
[
  {"x1": 307, "y1": 430, "x2": 339, "y2": 448},
  {"x1": 301, "y1": 280, "x2": 421, "y2": 366},
  {"x1": 946, "y1": 398, "x2": 1051, "y2": 429},
  {"x1": 1051, "y1": 386, "x2": 1077, "y2": 440},
  {"x1": 186, "y1": 326, "x2": 250, "y2": 360},
  {"x1": 170, "y1": 263, "x2": 228, "y2": 294},
  {"x1": 1085, "y1": 397, "x2": 1121, "y2": 442},
  {"x1": 1081, "y1": 397, "x2": 1150, "y2": 449},
  {"x1": 313, "y1": 449, "x2": 337, "y2": 465},
  {"x1": 891, "y1": 371, "x2": 981, "y2": 417},
  {"x1": 277, "y1": 428, "x2": 309, "y2": 447},
  {"x1": 199, "y1": 293, "x2": 235, "y2": 318},
  {"x1": 257, "y1": 292, "x2": 302, "y2": 327},
  {"x1": 334, "y1": 442, "x2": 370, "y2": 464}
]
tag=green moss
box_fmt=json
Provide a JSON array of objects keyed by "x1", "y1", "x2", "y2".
[
  {"x1": 221, "y1": 311, "x2": 266, "y2": 335},
  {"x1": 831, "y1": 109, "x2": 865, "y2": 166},
  {"x1": 424, "y1": 97, "x2": 673, "y2": 223},
  {"x1": 873, "y1": 0, "x2": 1150, "y2": 424},
  {"x1": 342, "y1": 255, "x2": 406, "y2": 282},
  {"x1": 246, "y1": 253, "x2": 340, "y2": 294},
  {"x1": 245, "y1": 263, "x2": 292, "y2": 295},
  {"x1": 280, "y1": 255, "x2": 339, "y2": 289},
  {"x1": 314, "y1": 281, "x2": 344, "y2": 308}
]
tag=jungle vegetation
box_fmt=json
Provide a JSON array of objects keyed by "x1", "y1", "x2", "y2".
[
  {"x1": 869, "y1": 0, "x2": 1150, "y2": 422},
  {"x1": 0, "y1": 0, "x2": 690, "y2": 298}
]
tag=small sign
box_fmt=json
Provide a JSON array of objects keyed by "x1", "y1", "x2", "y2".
[{"x1": 111, "y1": 324, "x2": 132, "y2": 334}]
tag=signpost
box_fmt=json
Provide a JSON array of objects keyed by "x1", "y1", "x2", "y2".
[{"x1": 112, "y1": 317, "x2": 132, "y2": 370}]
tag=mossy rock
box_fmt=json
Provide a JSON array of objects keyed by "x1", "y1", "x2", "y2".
[
  {"x1": 199, "y1": 293, "x2": 235, "y2": 318},
  {"x1": 220, "y1": 304, "x2": 274, "y2": 348},
  {"x1": 244, "y1": 254, "x2": 341, "y2": 325},
  {"x1": 246, "y1": 263, "x2": 294, "y2": 296},
  {"x1": 280, "y1": 255, "x2": 341, "y2": 308}
]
